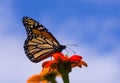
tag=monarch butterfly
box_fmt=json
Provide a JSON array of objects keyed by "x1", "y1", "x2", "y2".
[{"x1": 22, "y1": 16, "x2": 66, "y2": 63}]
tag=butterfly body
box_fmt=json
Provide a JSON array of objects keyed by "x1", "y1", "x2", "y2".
[{"x1": 22, "y1": 16, "x2": 66, "y2": 63}]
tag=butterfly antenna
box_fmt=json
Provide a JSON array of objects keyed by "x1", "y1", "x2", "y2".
[
  {"x1": 65, "y1": 49, "x2": 69, "y2": 55},
  {"x1": 50, "y1": 56, "x2": 52, "y2": 60},
  {"x1": 65, "y1": 44, "x2": 78, "y2": 54},
  {"x1": 66, "y1": 47, "x2": 76, "y2": 54},
  {"x1": 66, "y1": 44, "x2": 78, "y2": 47}
]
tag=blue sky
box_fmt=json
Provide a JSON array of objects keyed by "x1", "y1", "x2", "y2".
[{"x1": 0, "y1": 0, "x2": 120, "y2": 83}]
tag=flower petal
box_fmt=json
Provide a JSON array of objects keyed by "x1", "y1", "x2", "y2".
[
  {"x1": 52, "y1": 52, "x2": 65, "y2": 60},
  {"x1": 79, "y1": 60, "x2": 88, "y2": 67},
  {"x1": 27, "y1": 74, "x2": 42, "y2": 83},
  {"x1": 69, "y1": 55, "x2": 82, "y2": 62},
  {"x1": 42, "y1": 61, "x2": 52, "y2": 68}
]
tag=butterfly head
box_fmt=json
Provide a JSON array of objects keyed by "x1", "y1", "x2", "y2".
[{"x1": 55, "y1": 45, "x2": 66, "y2": 52}]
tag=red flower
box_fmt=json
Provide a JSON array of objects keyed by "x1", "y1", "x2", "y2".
[
  {"x1": 69, "y1": 55, "x2": 82, "y2": 62},
  {"x1": 28, "y1": 52, "x2": 88, "y2": 83},
  {"x1": 69, "y1": 55, "x2": 87, "y2": 68},
  {"x1": 42, "y1": 52, "x2": 87, "y2": 73}
]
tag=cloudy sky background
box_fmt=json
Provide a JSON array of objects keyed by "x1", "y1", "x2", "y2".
[{"x1": 0, "y1": 0, "x2": 120, "y2": 83}]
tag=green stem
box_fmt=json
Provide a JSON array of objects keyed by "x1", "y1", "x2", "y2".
[
  {"x1": 61, "y1": 73, "x2": 70, "y2": 83},
  {"x1": 50, "y1": 79, "x2": 57, "y2": 83}
]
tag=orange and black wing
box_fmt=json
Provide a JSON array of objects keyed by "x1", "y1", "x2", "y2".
[
  {"x1": 22, "y1": 16, "x2": 66, "y2": 63},
  {"x1": 22, "y1": 16, "x2": 59, "y2": 43}
]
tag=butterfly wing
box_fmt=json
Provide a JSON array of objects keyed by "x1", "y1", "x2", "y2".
[
  {"x1": 22, "y1": 17, "x2": 59, "y2": 43},
  {"x1": 22, "y1": 16, "x2": 65, "y2": 63},
  {"x1": 24, "y1": 35, "x2": 59, "y2": 62}
]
